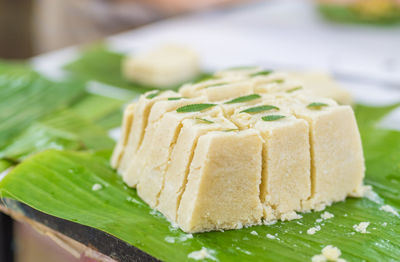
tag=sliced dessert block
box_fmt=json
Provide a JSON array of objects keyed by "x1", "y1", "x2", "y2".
[
  {"x1": 230, "y1": 104, "x2": 311, "y2": 220},
  {"x1": 118, "y1": 90, "x2": 178, "y2": 174},
  {"x1": 286, "y1": 97, "x2": 365, "y2": 210},
  {"x1": 255, "y1": 93, "x2": 364, "y2": 210},
  {"x1": 123, "y1": 45, "x2": 200, "y2": 88},
  {"x1": 177, "y1": 129, "x2": 264, "y2": 233},
  {"x1": 135, "y1": 105, "x2": 222, "y2": 208},
  {"x1": 157, "y1": 116, "x2": 237, "y2": 222},
  {"x1": 110, "y1": 103, "x2": 136, "y2": 169},
  {"x1": 123, "y1": 96, "x2": 207, "y2": 188}
]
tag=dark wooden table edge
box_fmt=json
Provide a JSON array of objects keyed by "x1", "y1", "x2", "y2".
[{"x1": 0, "y1": 198, "x2": 160, "y2": 262}]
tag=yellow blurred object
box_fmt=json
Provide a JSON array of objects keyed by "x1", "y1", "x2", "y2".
[{"x1": 353, "y1": 0, "x2": 396, "y2": 18}]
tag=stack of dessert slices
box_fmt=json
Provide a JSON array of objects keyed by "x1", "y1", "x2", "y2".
[{"x1": 111, "y1": 68, "x2": 365, "y2": 233}]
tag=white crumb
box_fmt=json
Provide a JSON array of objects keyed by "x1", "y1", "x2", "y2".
[
  {"x1": 380, "y1": 205, "x2": 399, "y2": 217},
  {"x1": 344, "y1": 214, "x2": 348, "y2": 217},
  {"x1": 281, "y1": 211, "x2": 302, "y2": 221},
  {"x1": 179, "y1": 234, "x2": 193, "y2": 241},
  {"x1": 322, "y1": 245, "x2": 341, "y2": 261},
  {"x1": 266, "y1": 234, "x2": 276, "y2": 239},
  {"x1": 235, "y1": 222, "x2": 243, "y2": 229},
  {"x1": 316, "y1": 218, "x2": 323, "y2": 223},
  {"x1": 321, "y1": 211, "x2": 334, "y2": 220},
  {"x1": 362, "y1": 186, "x2": 382, "y2": 204},
  {"x1": 353, "y1": 222, "x2": 370, "y2": 234},
  {"x1": 126, "y1": 196, "x2": 144, "y2": 205},
  {"x1": 164, "y1": 236, "x2": 175, "y2": 243},
  {"x1": 170, "y1": 222, "x2": 180, "y2": 230},
  {"x1": 382, "y1": 222, "x2": 387, "y2": 227},
  {"x1": 307, "y1": 225, "x2": 321, "y2": 235},
  {"x1": 312, "y1": 245, "x2": 346, "y2": 262},
  {"x1": 91, "y1": 183, "x2": 102, "y2": 191},
  {"x1": 250, "y1": 231, "x2": 258, "y2": 236},
  {"x1": 236, "y1": 247, "x2": 252, "y2": 255},
  {"x1": 312, "y1": 254, "x2": 327, "y2": 262},
  {"x1": 188, "y1": 247, "x2": 216, "y2": 261},
  {"x1": 263, "y1": 220, "x2": 277, "y2": 226},
  {"x1": 299, "y1": 231, "x2": 303, "y2": 234}
]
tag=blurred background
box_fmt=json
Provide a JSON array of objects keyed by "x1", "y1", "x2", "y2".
[
  {"x1": 0, "y1": 0, "x2": 246, "y2": 59},
  {"x1": 1, "y1": 0, "x2": 400, "y2": 261}
]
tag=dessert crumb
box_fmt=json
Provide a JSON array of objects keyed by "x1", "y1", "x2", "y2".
[
  {"x1": 307, "y1": 225, "x2": 321, "y2": 235},
  {"x1": 321, "y1": 211, "x2": 334, "y2": 220},
  {"x1": 91, "y1": 183, "x2": 102, "y2": 191},
  {"x1": 188, "y1": 247, "x2": 216, "y2": 261},
  {"x1": 250, "y1": 231, "x2": 258, "y2": 236},
  {"x1": 353, "y1": 222, "x2": 370, "y2": 234},
  {"x1": 312, "y1": 245, "x2": 346, "y2": 262},
  {"x1": 266, "y1": 234, "x2": 276, "y2": 239},
  {"x1": 380, "y1": 205, "x2": 399, "y2": 217}
]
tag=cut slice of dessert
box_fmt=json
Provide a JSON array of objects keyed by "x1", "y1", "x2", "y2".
[
  {"x1": 157, "y1": 115, "x2": 237, "y2": 222},
  {"x1": 118, "y1": 90, "x2": 177, "y2": 174},
  {"x1": 123, "y1": 96, "x2": 207, "y2": 188},
  {"x1": 110, "y1": 103, "x2": 136, "y2": 169},
  {"x1": 177, "y1": 129, "x2": 264, "y2": 233},
  {"x1": 229, "y1": 102, "x2": 311, "y2": 220}
]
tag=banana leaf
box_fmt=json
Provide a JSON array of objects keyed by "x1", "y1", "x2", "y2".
[
  {"x1": 0, "y1": 104, "x2": 400, "y2": 261},
  {"x1": 0, "y1": 63, "x2": 128, "y2": 161},
  {"x1": 70, "y1": 94, "x2": 126, "y2": 128},
  {"x1": 0, "y1": 109, "x2": 116, "y2": 162},
  {"x1": 0, "y1": 62, "x2": 86, "y2": 149},
  {"x1": 63, "y1": 45, "x2": 156, "y2": 94},
  {"x1": 0, "y1": 159, "x2": 12, "y2": 173}
]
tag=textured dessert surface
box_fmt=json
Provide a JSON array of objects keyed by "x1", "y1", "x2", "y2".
[{"x1": 111, "y1": 67, "x2": 365, "y2": 233}]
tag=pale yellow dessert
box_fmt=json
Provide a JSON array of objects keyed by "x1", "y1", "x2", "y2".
[
  {"x1": 229, "y1": 105, "x2": 311, "y2": 220},
  {"x1": 177, "y1": 130, "x2": 264, "y2": 232},
  {"x1": 110, "y1": 103, "x2": 136, "y2": 169},
  {"x1": 136, "y1": 106, "x2": 223, "y2": 208},
  {"x1": 123, "y1": 45, "x2": 200, "y2": 88},
  {"x1": 288, "y1": 71, "x2": 353, "y2": 105},
  {"x1": 111, "y1": 67, "x2": 364, "y2": 233},
  {"x1": 117, "y1": 90, "x2": 177, "y2": 174},
  {"x1": 123, "y1": 95, "x2": 207, "y2": 188},
  {"x1": 157, "y1": 116, "x2": 237, "y2": 222}
]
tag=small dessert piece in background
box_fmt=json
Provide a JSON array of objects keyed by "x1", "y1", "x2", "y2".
[
  {"x1": 288, "y1": 71, "x2": 353, "y2": 105},
  {"x1": 123, "y1": 44, "x2": 201, "y2": 88}
]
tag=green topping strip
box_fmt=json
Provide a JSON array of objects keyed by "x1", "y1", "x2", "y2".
[
  {"x1": 286, "y1": 86, "x2": 303, "y2": 93},
  {"x1": 176, "y1": 103, "x2": 216, "y2": 113},
  {"x1": 205, "y1": 82, "x2": 228, "y2": 88},
  {"x1": 262, "y1": 115, "x2": 286, "y2": 121},
  {"x1": 250, "y1": 70, "x2": 272, "y2": 77},
  {"x1": 167, "y1": 97, "x2": 182, "y2": 101},
  {"x1": 274, "y1": 79, "x2": 284, "y2": 84},
  {"x1": 146, "y1": 91, "x2": 161, "y2": 99},
  {"x1": 195, "y1": 118, "x2": 214, "y2": 124},
  {"x1": 240, "y1": 105, "x2": 279, "y2": 114},
  {"x1": 223, "y1": 129, "x2": 239, "y2": 132},
  {"x1": 307, "y1": 102, "x2": 329, "y2": 109},
  {"x1": 224, "y1": 94, "x2": 261, "y2": 104}
]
